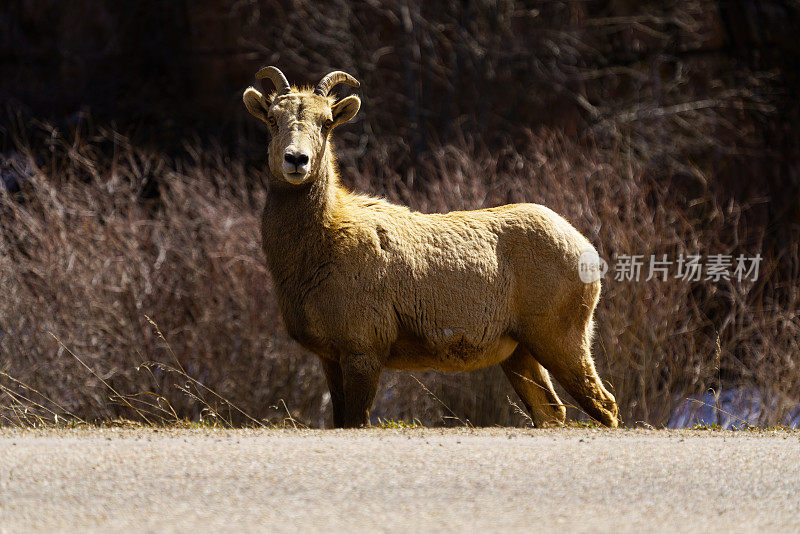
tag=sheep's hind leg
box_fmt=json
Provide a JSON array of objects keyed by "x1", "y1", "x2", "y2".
[
  {"x1": 340, "y1": 353, "x2": 382, "y2": 428},
  {"x1": 501, "y1": 345, "x2": 566, "y2": 427},
  {"x1": 319, "y1": 357, "x2": 346, "y2": 428},
  {"x1": 525, "y1": 334, "x2": 619, "y2": 428}
]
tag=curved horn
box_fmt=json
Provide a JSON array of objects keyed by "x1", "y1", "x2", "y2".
[
  {"x1": 315, "y1": 71, "x2": 360, "y2": 96},
  {"x1": 256, "y1": 66, "x2": 291, "y2": 94}
]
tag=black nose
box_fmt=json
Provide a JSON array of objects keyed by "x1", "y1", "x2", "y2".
[{"x1": 284, "y1": 151, "x2": 309, "y2": 166}]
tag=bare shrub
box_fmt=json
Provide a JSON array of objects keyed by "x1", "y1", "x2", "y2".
[{"x1": 1, "y1": 121, "x2": 798, "y2": 427}]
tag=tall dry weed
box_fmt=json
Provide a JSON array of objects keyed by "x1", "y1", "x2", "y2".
[{"x1": 1, "y1": 122, "x2": 797, "y2": 427}]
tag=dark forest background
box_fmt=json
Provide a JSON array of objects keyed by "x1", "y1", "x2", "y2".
[{"x1": 1, "y1": 1, "x2": 799, "y2": 427}]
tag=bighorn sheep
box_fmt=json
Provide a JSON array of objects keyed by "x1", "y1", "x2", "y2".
[{"x1": 243, "y1": 66, "x2": 619, "y2": 428}]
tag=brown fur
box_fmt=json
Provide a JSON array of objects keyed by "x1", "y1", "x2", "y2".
[{"x1": 243, "y1": 75, "x2": 619, "y2": 428}]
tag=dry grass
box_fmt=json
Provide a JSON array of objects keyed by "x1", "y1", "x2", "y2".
[{"x1": 1, "y1": 120, "x2": 798, "y2": 428}]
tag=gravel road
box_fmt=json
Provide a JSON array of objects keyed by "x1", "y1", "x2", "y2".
[{"x1": 1, "y1": 427, "x2": 798, "y2": 533}]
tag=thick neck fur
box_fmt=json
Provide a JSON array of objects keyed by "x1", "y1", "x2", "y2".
[{"x1": 261, "y1": 144, "x2": 342, "y2": 286}]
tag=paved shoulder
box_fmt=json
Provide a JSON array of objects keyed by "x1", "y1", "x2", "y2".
[{"x1": 1, "y1": 428, "x2": 798, "y2": 533}]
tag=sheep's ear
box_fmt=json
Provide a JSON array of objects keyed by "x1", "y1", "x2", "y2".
[
  {"x1": 331, "y1": 95, "x2": 360, "y2": 127},
  {"x1": 243, "y1": 87, "x2": 271, "y2": 123}
]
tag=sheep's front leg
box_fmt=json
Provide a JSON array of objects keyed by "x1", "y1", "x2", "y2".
[
  {"x1": 340, "y1": 353, "x2": 382, "y2": 428},
  {"x1": 319, "y1": 357, "x2": 346, "y2": 428}
]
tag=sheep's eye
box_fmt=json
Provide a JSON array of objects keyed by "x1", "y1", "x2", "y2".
[
  {"x1": 322, "y1": 119, "x2": 333, "y2": 131},
  {"x1": 267, "y1": 117, "x2": 277, "y2": 127}
]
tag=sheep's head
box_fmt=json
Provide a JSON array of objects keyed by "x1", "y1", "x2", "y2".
[{"x1": 243, "y1": 66, "x2": 361, "y2": 185}]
